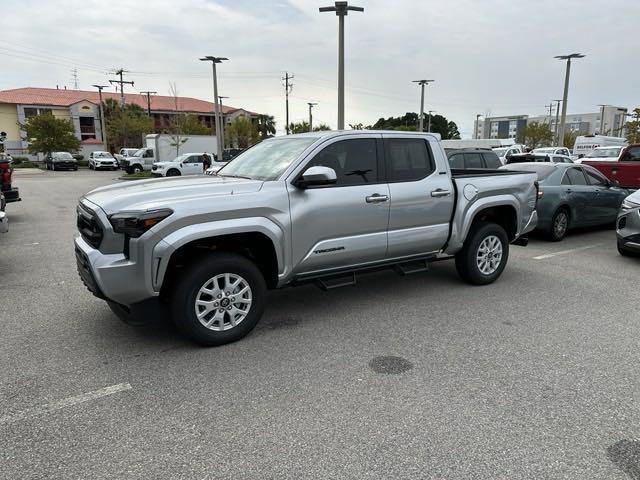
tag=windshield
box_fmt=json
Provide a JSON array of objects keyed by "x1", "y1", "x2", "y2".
[
  {"x1": 533, "y1": 148, "x2": 554, "y2": 154},
  {"x1": 171, "y1": 154, "x2": 190, "y2": 163},
  {"x1": 217, "y1": 137, "x2": 318, "y2": 180},
  {"x1": 95, "y1": 152, "x2": 113, "y2": 158},
  {"x1": 586, "y1": 147, "x2": 622, "y2": 158},
  {"x1": 493, "y1": 148, "x2": 508, "y2": 156},
  {"x1": 132, "y1": 148, "x2": 145, "y2": 157},
  {"x1": 55, "y1": 152, "x2": 73, "y2": 159},
  {"x1": 500, "y1": 163, "x2": 556, "y2": 180}
]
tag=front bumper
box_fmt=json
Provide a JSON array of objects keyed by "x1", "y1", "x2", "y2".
[
  {"x1": 0, "y1": 211, "x2": 8, "y2": 233},
  {"x1": 2, "y1": 187, "x2": 20, "y2": 203},
  {"x1": 74, "y1": 235, "x2": 157, "y2": 305},
  {"x1": 95, "y1": 162, "x2": 117, "y2": 169},
  {"x1": 617, "y1": 207, "x2": 640, "y2": 252},
  {"x1": 53, "y1": 162, "x2": 77, "y2": 169}
]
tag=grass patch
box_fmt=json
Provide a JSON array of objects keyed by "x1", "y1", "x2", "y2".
[{"x1": 119, "y1": 170, "x2": 153, "y2": 180}]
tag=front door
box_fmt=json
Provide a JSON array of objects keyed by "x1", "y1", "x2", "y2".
[
  {"x1": 561, "y1": 167, "x2": 593, "y2": 226},
  {"x1": 287, "y1": 136, "x2": 389, "y2": 275},
  {"x1": 383, "y1": 135, "x2": 455, "y2": 258},
  {"x1": 583, "y1": 165, "x2": 624, "y2": 223}
]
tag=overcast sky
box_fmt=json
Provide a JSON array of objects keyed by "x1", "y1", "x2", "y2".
[{"x1": 1, "y1": 0, "x2": 638, "y2": 137}]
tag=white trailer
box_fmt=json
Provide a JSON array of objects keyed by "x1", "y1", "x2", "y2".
[
  {"x1": 122, "y1": 134, "x2": 218, "y2": 173},
  {"x1": 573, "y1": 135, "x2": 626, "y2": 158}
]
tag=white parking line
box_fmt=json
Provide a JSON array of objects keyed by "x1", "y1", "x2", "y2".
[
  {"x1": 533, "y1": 244, "x2": 603, "y2": 260},
  {"x1": 0, "y1": 383, "x2": 132, "y2": 425}
]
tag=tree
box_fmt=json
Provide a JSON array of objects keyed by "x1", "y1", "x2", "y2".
[
  {"x1": 256, "y1": 114, "x2": 276, "y2": 139},
  {"x1": 519, "y1": 121, "x2": 553, "y2": 149},
  {"x1": 366, "y1": 112, "x2": 461, "y2": 139},
  {"x1": 563, "y1": 131, "x2": 579, "y2": 150},
  {"x1": 225, "y1": 117, "x2": 259, "y2": 148},
  {"x1": 289, "y1": 121, "x2": 310, "y2": 134},
  {"x1": 21, "y1": 113, "x2": 80, "y2": 156},
  {"x1": 624, "y1": 107, "x2": 640, "y2": 144},
  {"x1": 349, "y1": 123, "x2": 364, "y2": 130},
  {"x1": 314, "y1": 123, "x2": 331, "y2": 131},
  {"x1": 105, "y1": 105, "x2": 153, "y2": 152},
  {"x1": 173, "y1": 114, "x2": 211, "y2": 135}
]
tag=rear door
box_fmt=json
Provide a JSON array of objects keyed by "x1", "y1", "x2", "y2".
[
  {"x1": 384, "y1": 135, "x2": 454, "y2": 258},
  {"x1": 287, "y1": 135, "x2": 390, "y2": 274}
]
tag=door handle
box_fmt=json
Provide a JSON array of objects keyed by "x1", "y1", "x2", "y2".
[
  {"x1": 365, "y1": 194, "x2": 389, "y2": 203},
  {"x1": 565, "y1": 188, "x2": 572, "y2": 193},
  {"x1": 431, "y1": 189, "x2": 451, "y2": 197}
]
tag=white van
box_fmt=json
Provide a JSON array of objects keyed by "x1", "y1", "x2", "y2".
[{"x1": 573, "y1": 135, "x2": 626, "y2": 158}]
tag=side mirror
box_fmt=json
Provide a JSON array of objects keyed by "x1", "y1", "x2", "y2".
[{"x1": 296, "y1": 166, "x2": 337, "y2": 188}]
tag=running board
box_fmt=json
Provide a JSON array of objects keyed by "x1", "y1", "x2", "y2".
[
  {"x1": 393, "y1": 259, "x2": 430, "y2": 276},
  {"x1": 314, "y1": 272, "x2": 357, "y2": 291}
]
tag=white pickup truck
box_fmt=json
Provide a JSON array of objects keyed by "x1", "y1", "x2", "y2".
[{"x1": 151, "y1": 153, "x2": 214, "y2": 177}]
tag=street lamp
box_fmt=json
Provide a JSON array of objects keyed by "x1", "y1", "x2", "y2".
[
  {"x1": 555, "y1": 53, "x2": 584, "y2": 147},
  {"x1": 200, "y1": 56, "x2": 228, "y2": 161},
  {"x1": 91, "y1": 84, "x2": 109, "y2": 146},
  {"x1": 218, "y1": 96, "x2": 229, "y2": 150},
  {"x1": 320, "y1": 1, "x2": 364, "y2": 130},
  {"x1": 308, "y1": 102, "x2": 318, "y2": 131},
  {"x1": 427, "y1": 110, "x2": 435, "y2": 132},
  {"x1": 475, "y1": 113, "x2": 483, "y2": 139},
  {"x1": 412, "y1": 80, "x2": 434, "y2": 132}
]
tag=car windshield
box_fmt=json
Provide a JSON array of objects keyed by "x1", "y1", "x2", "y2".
[
  {"x1": 56, "y1": 152, "x2": 73, "y2": 159},
  {"x1": 217, "y1": 137, "x2": 318, "y2": 181},
  {"x1": 172, "y1": 154, "x2": 190, "y2": 163},
  {"x1": 493, "y1": 148, "x2": 508, "y2": 156},
  {"x1": 586, "y1": 147, "x2": 622, "y2": 158},
  {"x1": 500, "y1": 163, "x2": 556, "y2": 180},
  {"x1": 95, "y1": 152, "x2": 113, "y2": 158},
  {"x1": 132, "y1": 148, "x2": 146, "y2": 157},
  {"x1": 533, "y1": 148, "x2": 553, "y2": 154}
]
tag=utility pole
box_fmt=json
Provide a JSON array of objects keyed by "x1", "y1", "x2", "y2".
[
  {"x1": 283, "y1": 72, "x2": 293, "y2": 134},
  {"x1": 475, "y1": 114, "x2": 483, "y2": 139},
  {"x1": 140, "y1": 91, "x2": 157, "y2": 116},
  {"x1": 308, "y1": 102, "x2": 318, "y2": 131},
  {"x1": 109, "y1": 69, "x2": 134, "y2": 106},
  {"x1": 597, "y1": 104, "x2": 608, "y2": 134},
  {"x1": 92, "y1": 84, "x2": 109, "y2": 146},
  {"x1": 200, "y1": 56, "x2": 228, "y2": 161},
  {"x1": 545, "y1": 103, "x2": 554, "y2": 125},
  {"x1": 555, "y1": 53, "x2": 585, "y2": 147},
  {"x1": 553, "y1": 99, "x2": 562, "y2": 146},
  {"x1": 71, "y1": 68, "x2": 79, "y2": 89},
  {"x1": 412, "y1": 79, "x2": 434, "y2": 132},
  {"x1": 320, "y1": 1, "x2": 364, "y2": 130},
  {"x1": 427, "y1": 110, "x2": 435, "y2": 133},
  {"x1": 218, "y1": 96, "x2": 229, "y2": 150}
]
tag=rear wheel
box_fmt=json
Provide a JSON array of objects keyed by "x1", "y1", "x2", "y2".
[
  {"x1": 455, "y1": 222, "x2": 509, "y2": 285},
  {"x1": 548, "y1": 208, "x2": 569, "y2": 242},
  {"x1": 171, "y1": 252, "x2": 267, "y2": 346},
  {"x1": 166, "y1": 169, "x2": 181, "y2": 177}
]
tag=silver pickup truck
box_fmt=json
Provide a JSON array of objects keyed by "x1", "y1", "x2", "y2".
[{"x1": 75, "y1": 131, "x2": 538, "y2": 345}]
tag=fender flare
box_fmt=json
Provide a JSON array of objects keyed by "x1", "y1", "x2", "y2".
[{"x1": 151, "y1": 217, "x2": 287, "y2": 290}]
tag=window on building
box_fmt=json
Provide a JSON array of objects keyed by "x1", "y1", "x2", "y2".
[{"x1": 79, "y1": 117, "x2": 96, "y2": 140}]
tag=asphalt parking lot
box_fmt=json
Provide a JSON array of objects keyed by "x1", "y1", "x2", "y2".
[{"x1": 1, "y1": 169, "x2": 639, "y2": 479}]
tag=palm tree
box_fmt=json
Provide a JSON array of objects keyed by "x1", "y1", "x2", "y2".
[{"x1": 256, "y1": 114, "x2": 276, "y2": 139}]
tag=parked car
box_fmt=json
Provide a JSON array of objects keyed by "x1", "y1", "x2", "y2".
[
  {"x1": 574, "y1": 145, "x2": 624, "y2": 164},
  {"x1": 0, "y1": 155, "x2": 20, "y2": 203},
  {"x1": 532, "y1": 147, "x2": 573, "y2": 158},
  {"x1": 45, "y1": 152, "x2": 78, "y2": 171},
  {"x1": 501, "y1": 162, "x2": 628, "y2": 241},
  {"x1": 151, "y1": 153, "x2": 214, "y2": 177},
  {"x1": 75, "y1": 131, "x2": 538, "y2": 345},
  {"x1": 114, "y1": 148, "x2": 139, "y2": 165},
  {"x1": 582, "y1": 144, "x2": 640, "y2": 189},
  {"x1": 506, "y1": 153, "x2": 573, "y2": 165},
  {"x1": 493, "y1": 145, "x2": 525, "y2": 164},
  {"x1": 447, "y1": 148, "x2": 502, "y2": 170},
  {"x1": 0, "y1": 192, "x2": 7, "y2": 234},
  {"x1": 616, "y1": 190, "x2": 640, "y2": 257},
  {"x1": 89, "y1": 151, "x2": 118, "y2": 171},
  {"x1": 205, "y1": 148, "x2": 245, "y2": 175}
]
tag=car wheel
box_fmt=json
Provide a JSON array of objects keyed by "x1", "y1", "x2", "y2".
[
  {"x1": 46, "y1": 163, "x2": 50, "y2": 170},
  {"x1": 617, "y1": 240, "x2": 640, "y2": 258},
  {"x1": 132, "y1": 165, "x2": 143, "y2": 174},
  {"x1": 171, "y1": 252, "x2": 267, "y2": 346},
  {"x1": 455, "y1": 222, "x2": 509, "y2": 285},
  {"x1": 74, "y1": 167, "x2": 78, "y2": 171},
  {"x1": 549, "y1": 208, "x2": 569, "y2": 242},
  {"x1": 166, "y1": 169, "x2": 181, "y2": 177}
]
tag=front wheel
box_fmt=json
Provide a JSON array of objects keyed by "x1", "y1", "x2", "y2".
[
  {"x1": 455, "y1": 222, "x2": 509, "y2": 285},
  {"x1": 132, "y1": 165, "x2": 143, "y2": 174},
  {"x1": 171, "y1": 252, "x2": 267, "y2": 346},
  {"x1": 166, "y1": 169, "x2": 181, "y2": 177}
]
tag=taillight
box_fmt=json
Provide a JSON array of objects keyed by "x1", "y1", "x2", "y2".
[{"x1": 537, "y1": 189, "x2": 544, "y2": 199}]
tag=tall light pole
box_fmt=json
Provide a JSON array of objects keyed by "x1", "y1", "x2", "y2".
[
  {"x1": 92, "y1": 84, "x2": 108, "y2": 146},
  {"x1": 597, "y1": 104, "x2": 608, "y2": 134},
  {"x1": 308, "y1": 102, "x2": 318, "y2": 132},
  {"x1": 553, "y1": 99, "x2": 562, "y2": 146},
  {"x1": 475, "y1": 114, "x2": 483, "y2": 139},
  {"x1": 218, "y1": 96, "x2": 229, "y2": 150},
  {"x1": 412, "y1": 79, "x2": 434, "y2": 132},
  {"x1": 200, "y1": 56, "x2": 228, "y2": 161},
  {"x1": 427, "y1": 110, "x2": 435, "y2": 133},
  {"x1": 555, "y1": 53, "x2": 584, "y2": 147},
  {"x1": 320, "y1": 1, "x2": 364, "y2": 130}
]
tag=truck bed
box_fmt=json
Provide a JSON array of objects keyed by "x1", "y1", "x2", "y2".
[{"x1": 450, "y1": 168, "x2": 534, "y2": 178}]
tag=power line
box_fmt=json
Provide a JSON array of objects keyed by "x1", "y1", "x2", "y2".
[
  {"x1": 140, "y1": 90, "x2": 157, "y2": 116},
  {"x1": 109, "y1": 69, "x2": 134, "y2": 106}
]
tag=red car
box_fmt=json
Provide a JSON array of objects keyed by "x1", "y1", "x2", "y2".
[
  {"x1": 582, "y1": 144, "x2": 640, "y2": 189},
  {"x1": 0, "y1": 155, "x2": 20, "y2": 203}
]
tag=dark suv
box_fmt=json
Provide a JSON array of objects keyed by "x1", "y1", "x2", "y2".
[{"x1": 447, "y1": 148, "x2": 502, "y2": 169}]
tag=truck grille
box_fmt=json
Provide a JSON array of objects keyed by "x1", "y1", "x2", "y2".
[{"x1": 77, "y1": 204, "x2": 103, "y2": 249}]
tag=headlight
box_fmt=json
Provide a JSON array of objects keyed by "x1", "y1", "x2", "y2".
[
  {"x1": 621, "y1": 198, "x2": 640, "y2": 210},
  {"x1": 109, "y1": 209, "x2": 173, "y2": 237}
]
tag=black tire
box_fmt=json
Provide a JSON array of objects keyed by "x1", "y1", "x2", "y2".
[
  {"x1": 166, "y1": 169, "x2": 181, "y2": 177},
  {"x1": 89, "y1": 163, "x2": 93, "y2": 170},
  {"x1": 132, "y1": 165, "x2": 143, "y2": 174},
  {"x1": 618, "y1": 240, "x2": 640, "y2": 257},
  {"x1": 455, "y1": 222, "x2": 509, "y2": 285},
  {"x1": 125, "y1": 167, "x2": 133, "y2": 174},
  {"x1": 52, "y1": 163, "x2": 56, "y2": 171},
  {"x1": 74, "y1": 167, "x2": 78, "y2": 171},
  {"x1": 548, "y1": 208, "x2": 569, "y2": 242},
  {"x1": 171, "y1": 252, "x2": 267, "y2": 346},
  {"x1": 46, "y1": 163, "x2": 50, "y2": 170}
]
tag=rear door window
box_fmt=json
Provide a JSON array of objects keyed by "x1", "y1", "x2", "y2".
[
  {"x1": 385, "y1": 138, "x2": 434, "y2": 181},
  {"x1": 482, "y1": 153, "x2": 502, "y2": 169},
  {"x1": 583, "y1": 165, "x2": 608, "y2": 186},
  {"x1": 448, "y1": 153, "x2": 464, "y2": 169},
  {"x1": 626, "y1": 146, "x2": 640, "y2": 161},
  {"x1": 463, "y1": 152, "x2": 483, "y2": 169}
]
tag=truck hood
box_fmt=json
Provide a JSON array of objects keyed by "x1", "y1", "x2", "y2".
[{"x1": 83, "y1": 176, "x2": 264, "y2": 214}]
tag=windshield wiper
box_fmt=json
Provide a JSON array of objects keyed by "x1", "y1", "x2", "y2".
[{"x1": 219, "y1": 174, "x2": 253, "y2": 180}]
